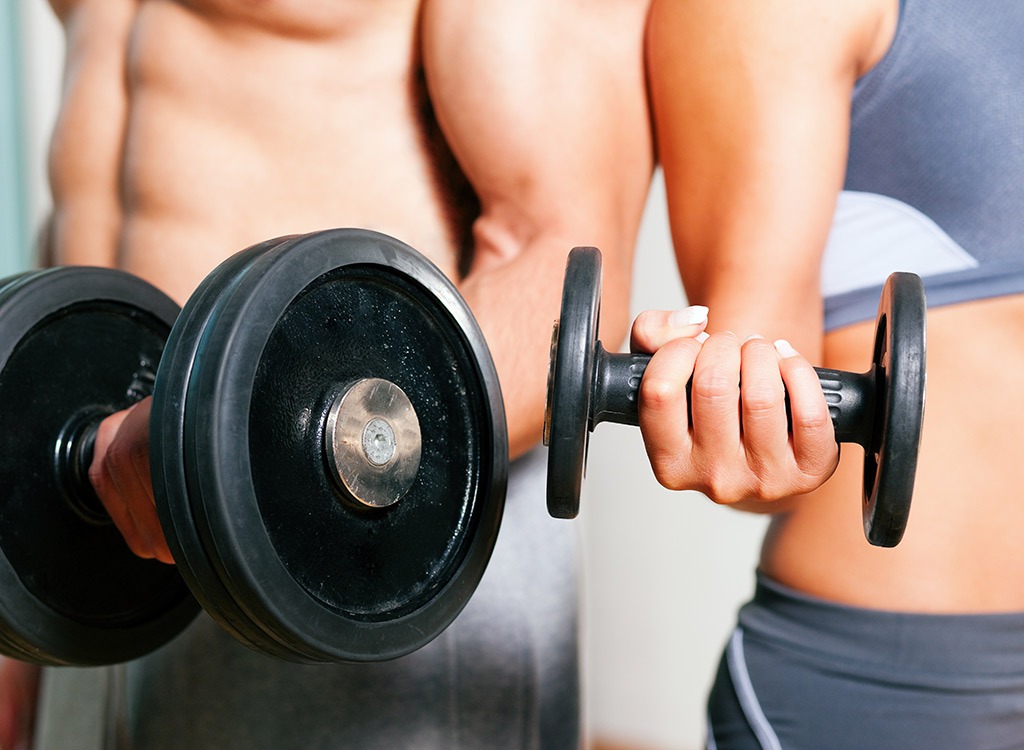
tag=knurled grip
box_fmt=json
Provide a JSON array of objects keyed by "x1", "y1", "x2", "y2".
[
  {"x1": 592, "y1": 350, "x2": 877, "y2": 448},
  {"x1": 815, "y1": 367, "x2": 876, "y2": 447},
  {"x1": 589, "y1": 343, "x2": 648, "y2": 428}
]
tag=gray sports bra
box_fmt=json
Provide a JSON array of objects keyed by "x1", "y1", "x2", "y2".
[{"x1": 822, "y1": 0, "x2": 1024, "y2": 330}]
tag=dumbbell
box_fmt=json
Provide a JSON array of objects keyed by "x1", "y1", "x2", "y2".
[
  {"x1": 543, "y1": 247, "x2": 926, "y2": 548},
  {"x1": 0, "y1": 229, "x2": 506, "y2": 666}
]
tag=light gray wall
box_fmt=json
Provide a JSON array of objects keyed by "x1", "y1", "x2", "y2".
[
  {"x1": 18, "y1": 0, "x2": 62, "y2": 264},
  {"x1": 16, "y1": 6, "x2": 768, "y2": 747},
  {"x1": 1, "y1": 1, "x2": 29, "y2": 273}
]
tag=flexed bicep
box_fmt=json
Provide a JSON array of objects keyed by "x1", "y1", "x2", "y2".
[{"x1": 418, "y1": 0, "x2": 654, "y2": 457}]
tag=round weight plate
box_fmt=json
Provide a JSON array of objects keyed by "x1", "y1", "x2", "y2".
[
  {"x1": 0, "y1": 268, "x2": 198, "y2": 665},
  {"x1": 151, "y1": 237, "x2": 303, "y2": 660},
  {"x1": 156, "y1": 229, "x2": 507, "y2": 663},
  {"x1": 862, "y1": 272, "x2": 926, "y2": 548},
  {"x1": 544, "y1": 247, "x2": 601, "y2": 519}
]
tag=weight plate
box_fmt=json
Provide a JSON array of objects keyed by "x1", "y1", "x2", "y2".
[
  {"x1": 0, "y1": 268, "x2": 198, "y2": 665},
  {"x1": 862, "y1": 272, "x2": 926, "y2": 548},
  {"x1": 151, "y1": 237, "x2": 303, "y2": 660},
  {"x1": 156, "y1": 229, "x2": 507, "y2": 663},
  {"x1": 544, "y1": 247, "x2": 601, "y2": 519}
]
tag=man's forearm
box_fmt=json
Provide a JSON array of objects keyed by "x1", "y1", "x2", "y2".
[{"x1": 459, "y1": 229, "x2": 636, "y2": 459}]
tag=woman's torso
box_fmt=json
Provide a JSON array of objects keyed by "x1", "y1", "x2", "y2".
[{"x1": 762, "y1": 0, "x2": 1024, "y2": 612}]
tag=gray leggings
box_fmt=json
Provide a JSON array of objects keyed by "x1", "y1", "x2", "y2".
[{"x1": 707, "y1": 575, "x2": 1024, "y2": 750}]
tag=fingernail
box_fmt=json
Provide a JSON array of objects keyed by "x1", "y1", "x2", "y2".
[
  {"x1": 773, "y1": 339, "x2": 799, "y2": 358},
  {"x1": 695, "y1": 332, "x2": 710, "y2": 344},
  {"x1": 668, "y1": 305, "x2": 708, "y2": 327},
  {"x1": 745, "y1": 334, "x2": 765, "y2": 342}
]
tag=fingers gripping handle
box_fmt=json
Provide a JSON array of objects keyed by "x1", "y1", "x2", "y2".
[
  {"x1": 592, "y1": 347, "x2": 876, "y2": 447},
  {"x1": 551, "y1": 246, "x2": 922, "y2": 548}
]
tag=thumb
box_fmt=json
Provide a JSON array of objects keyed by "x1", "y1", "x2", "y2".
[{"x1": 631, "y1": 305, "x2": 709, "y2": 353}]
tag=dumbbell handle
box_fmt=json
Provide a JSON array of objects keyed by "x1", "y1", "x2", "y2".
[
  {"x1": 54, "y1": 415, "x2": 112, "y2": 525},
  {"x1": 590, "y1": 344, "x2": 878, "y2": 448}
]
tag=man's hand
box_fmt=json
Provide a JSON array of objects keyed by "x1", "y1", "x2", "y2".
[
  {"x1": 88, "y1": 398, "x2": 174, "y2": 563},
  {"x1": 631, "y1": 309, "x2": 839, "y2": 505}
]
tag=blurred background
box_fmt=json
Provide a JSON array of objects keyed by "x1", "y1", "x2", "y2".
[{"x1": 3, "y1": 3, "x2": 769, "y2": 748}]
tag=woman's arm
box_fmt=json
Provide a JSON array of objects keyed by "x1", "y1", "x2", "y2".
[{"x1": 638, "y1": 0, "x2": 897, "y2": 505}]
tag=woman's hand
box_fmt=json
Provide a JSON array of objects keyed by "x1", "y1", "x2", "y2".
[{"x1": 631, "y1": 308, "x2": 839, "y2": 505}]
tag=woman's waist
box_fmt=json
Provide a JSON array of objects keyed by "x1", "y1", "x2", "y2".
[
  {"x1": 737, "y1": 573, "x2": 1024, "y2": 682},
  {"x1": 761, "y1": 433, "x2": 1024, "y2": 614},
  {"x1": 764, "y1": 296, "x2": 1024, "y2": 614}
]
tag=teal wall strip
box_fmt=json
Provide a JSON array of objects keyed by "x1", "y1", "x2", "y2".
[{"x1": 1, "y1": 0, "x2": 30, "y2": 275}]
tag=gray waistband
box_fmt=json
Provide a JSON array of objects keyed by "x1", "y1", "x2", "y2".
[
  {"x1": 825, "y1": 259, "x2": 1024, "y2": 331},
  {"x1": 738, "y1": 574, "x2": 1024, "y2": 683}
]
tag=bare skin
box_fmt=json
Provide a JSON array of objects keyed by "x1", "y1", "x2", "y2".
[
  {"x1": 4, "y1": 0, "x2": 654, "y2": 745},
  {"x1": 46, "y1": 0, "x2": 653, "y2": 556},
  {"x1": 0, "y1": 659, "x2": 38, "y2": 750},
  {"x1": 639, "y1": 0, "x2": 1024, "y2": 615}
]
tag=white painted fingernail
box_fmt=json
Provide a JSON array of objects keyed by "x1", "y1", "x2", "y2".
[
  {"x1": 773, "y1": 339, "x2": 799, "y2": 358},
  {"x1": 695, "y1": 332, "x2": 710, "y2": 344},
  {"x1": 669, "y1": 305, "x2": 708, "y2": 327}
]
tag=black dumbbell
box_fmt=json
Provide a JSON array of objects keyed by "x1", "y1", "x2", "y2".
[
  {"x1": 0, "y1": 229, "x2": 506, "y2": 665},
  {"x1": 543, "y1": 246, "x2": 925, "y2": 548}
]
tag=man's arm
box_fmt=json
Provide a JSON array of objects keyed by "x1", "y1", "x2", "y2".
[
  {"x1": 0, "y1": 4, "x2": 135, "y2": 744},
  {"x1": 0, "y1": 657, "x2": 40, "y2": 750},
  {"x1": 635, "y1": 0, "x2": 896, "y2": 504},
  {"x1": 44, "y1": 0, "x2": 133, "y2": 267},
  {"x1": 421, "y1": 0, "x2": 654, "y2": 459}
]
